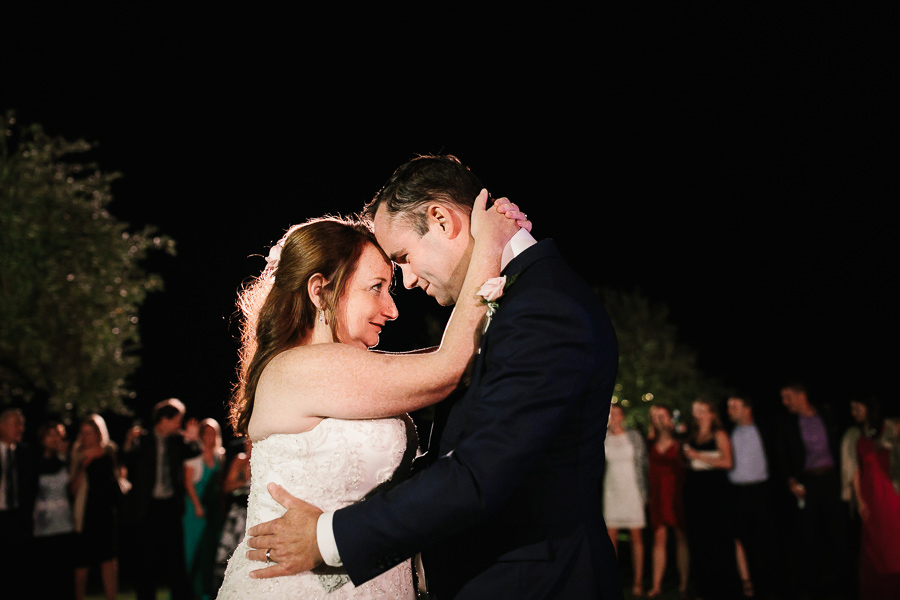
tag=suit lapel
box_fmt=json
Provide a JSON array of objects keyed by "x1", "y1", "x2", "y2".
[{"x1": 435, "y1": 240, "x2": 561, "y2": 455}]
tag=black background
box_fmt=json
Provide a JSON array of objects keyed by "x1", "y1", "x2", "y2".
[{"x1": 3, "y1": 7, "x2": 896, "y2": 433}]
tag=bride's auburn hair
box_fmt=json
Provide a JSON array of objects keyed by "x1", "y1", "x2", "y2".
[{"x1": 229, "y1": 217, "x2": 383, "y2": 436}]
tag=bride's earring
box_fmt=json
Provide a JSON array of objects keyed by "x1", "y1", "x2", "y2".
[{"x1": 318, "y1": 309, "x2": 326, "y2": 325}]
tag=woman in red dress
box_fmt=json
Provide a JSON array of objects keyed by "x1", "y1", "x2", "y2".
[
  {"x1": 853, "y1": 417, "x2": 900, "y2": 600},
  {"x1": 646, "y1": 404, "x2": 688, "y2": 598}
]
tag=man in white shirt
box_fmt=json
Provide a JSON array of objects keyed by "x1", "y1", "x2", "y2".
[{"x1": 727, "y1": 394, "x2": 778, "y2": 599}]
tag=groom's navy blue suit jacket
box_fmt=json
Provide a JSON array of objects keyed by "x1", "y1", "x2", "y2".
[{"x1": 333, "y1": 240, "x2": 622, "y2": 599}]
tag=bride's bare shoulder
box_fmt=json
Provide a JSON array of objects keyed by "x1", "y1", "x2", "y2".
[
  {"x1": 266, "y1": 342, "x2": 360, "y2": 368},
  {"x1": 250, "y1": 347, "x2": 327, "y2": 439},
  {"x1": 264, "y1": 342, "x2": 379, "y2": 385},
  {"x1": 262, "y1": 344, "x2": 329, "y2": 379}
]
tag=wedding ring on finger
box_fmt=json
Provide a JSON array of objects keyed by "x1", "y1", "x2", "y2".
[{"x1": 266, "y1": 548, "x2": 272, "y2": 565}]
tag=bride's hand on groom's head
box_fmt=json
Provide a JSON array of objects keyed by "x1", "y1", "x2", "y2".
[
  {"x1": 245, "y1": 482, "x2": 325, "y2": 579},
  {"x1": 471, "y1": 189, "x2": 530, "y2": 255},
  {"x1": 470, "y1": 189, "x2": 519, "y2": 255}
]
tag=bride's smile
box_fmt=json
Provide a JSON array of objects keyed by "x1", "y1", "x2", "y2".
[{"x1": 333, "y1": 242, "x2": 398, "y2": 350}]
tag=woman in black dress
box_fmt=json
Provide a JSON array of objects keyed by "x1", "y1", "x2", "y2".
[
  {"x1": 70, "y1": 414, "x2": 123, "y2": 600},
  {"x1": 683, "y1": 398, "x2": 738, "y2": 599}
]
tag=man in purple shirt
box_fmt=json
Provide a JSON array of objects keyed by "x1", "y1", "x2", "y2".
[{"x1": 780, "y1": 382, "x2": 848, "y2": 600}]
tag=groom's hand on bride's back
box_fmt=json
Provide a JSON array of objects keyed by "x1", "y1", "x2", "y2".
[{"x1": 246, "y1": 482, "x2": 324, "y2": 578}]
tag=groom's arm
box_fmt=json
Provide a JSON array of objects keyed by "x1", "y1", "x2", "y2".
[
  {"x1": 246, "y1": 285, "x2": 600, "y2": 580},
  {"x1": 334, "y1": 284, "x2": 614, "y2": 585}
]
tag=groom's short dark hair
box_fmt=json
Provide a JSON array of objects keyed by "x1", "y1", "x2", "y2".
[{"x1": 363, "y1": 154, "x2": 484, "y2": 236}]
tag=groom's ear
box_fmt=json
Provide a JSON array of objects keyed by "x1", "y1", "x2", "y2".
[{"x1": 426, "y1": 204, "x2": 466, "y2": 240}]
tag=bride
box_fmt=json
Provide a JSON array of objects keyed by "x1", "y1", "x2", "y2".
[{"x1": 216, "y1": 191, "x2": 526, "y2": 599}]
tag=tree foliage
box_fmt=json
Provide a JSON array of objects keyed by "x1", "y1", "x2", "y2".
[
  {"x1": 598, "y1": 287, "x2": 725, "y2": 432},
  {"x1": 0, "y1": 111, "x2": 175, "y2": 416}
]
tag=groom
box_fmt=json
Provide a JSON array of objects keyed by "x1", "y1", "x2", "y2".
[{"x1": 247, "y1": 155, "x2": 622, "y2": 599}]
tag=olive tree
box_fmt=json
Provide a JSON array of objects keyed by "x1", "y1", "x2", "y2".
[
  {"x1": 0, "y1": 111, "x2": 174, "y2": 416},
  {"x1": 598, "y1": 287, "x2": 725, "y2": 432}
]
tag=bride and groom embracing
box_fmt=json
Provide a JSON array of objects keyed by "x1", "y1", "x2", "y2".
[{"x1": 216, "y1": 155, "x2": 623, "y2": 600}]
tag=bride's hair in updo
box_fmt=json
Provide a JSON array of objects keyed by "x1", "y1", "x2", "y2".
[{"x1": 229, "y1": 216, "x2": 385, "y2": 436}]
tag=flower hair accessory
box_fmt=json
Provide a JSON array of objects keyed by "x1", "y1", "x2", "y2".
[{"x1": 265, "y1": 242, "x2": 283, "y2": 270}]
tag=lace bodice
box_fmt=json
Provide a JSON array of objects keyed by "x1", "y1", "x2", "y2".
[{"x1": 217, "y1": 417, "x2": 416, "y2": 600}]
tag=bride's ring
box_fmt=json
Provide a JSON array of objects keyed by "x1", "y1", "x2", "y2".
[{"x1": 266, "y1": 548, "x2": 272, "y2": 565}]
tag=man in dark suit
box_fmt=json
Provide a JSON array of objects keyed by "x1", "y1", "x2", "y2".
[
  {"x1": 0, "y1": 407, "x2": 36, "y2": 599},
  {"x1": 779, "y1": 382, "x2": 848, "y2": 600},
  {"x1": 247, "y1": 155, "x2": 622, "y2": 599},
  {"x1": 122, "y1": 398, "x2": 199, "y2": 600}
]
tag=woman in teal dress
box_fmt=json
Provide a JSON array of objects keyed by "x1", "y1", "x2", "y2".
[{"x1": 183, "y1": 418, "x2": 225, "y2": 600}]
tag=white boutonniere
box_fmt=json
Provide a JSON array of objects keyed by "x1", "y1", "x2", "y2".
[{"x1": 476, "y1": 274, "x2": 518, "y2": 332}]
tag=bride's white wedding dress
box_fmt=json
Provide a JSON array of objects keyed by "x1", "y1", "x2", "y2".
[{"x1": 217, "y1": 417, "x2": 417, "y2": 599}]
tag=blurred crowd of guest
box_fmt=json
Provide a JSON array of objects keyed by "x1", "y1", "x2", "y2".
[
  {"x1": 3, "y1": 381, "x2": 897, "y2": 600},
  {"x1": 0, "y1": 398, "x2": 250, "y2": 600},
  {"x1": 602, "y1": 383, "x2": 900, "y2": 600}
]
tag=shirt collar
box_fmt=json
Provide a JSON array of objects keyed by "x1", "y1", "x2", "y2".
[{"x1": 501, "y1": 228, "x2": 538, "y2": 271}]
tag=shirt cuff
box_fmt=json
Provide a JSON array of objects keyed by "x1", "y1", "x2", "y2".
[
  {"x1": 500, "y1": 227, "x2": 537, "y2": 271},
  {"x1": 316, "y1": 511, "x2": 343, "y2": 567}
]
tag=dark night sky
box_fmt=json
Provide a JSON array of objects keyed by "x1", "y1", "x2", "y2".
[{"x1": 3, "y1": 9, "x2": 896, "y2": 433}]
